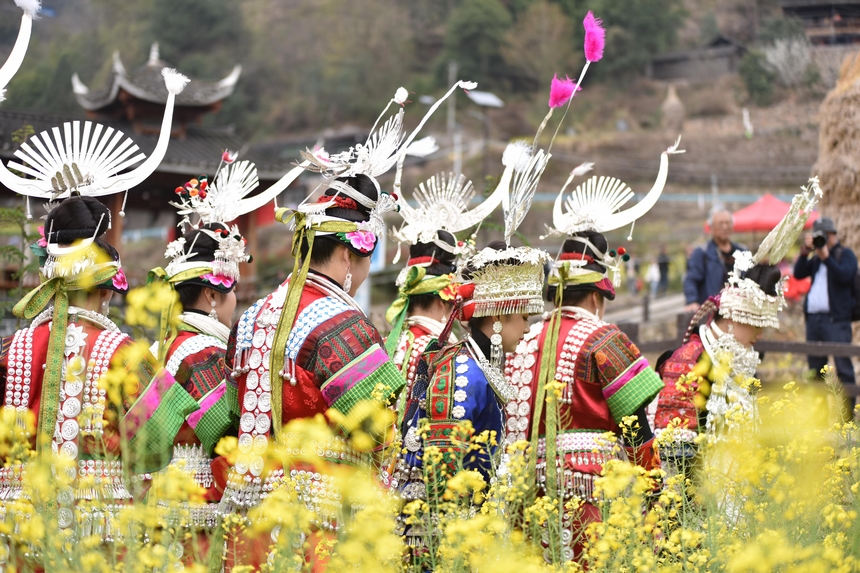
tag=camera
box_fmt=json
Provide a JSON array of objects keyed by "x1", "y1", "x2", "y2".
[{"x1": 812, "y1": 231, "x2": 827, "y2": 250}]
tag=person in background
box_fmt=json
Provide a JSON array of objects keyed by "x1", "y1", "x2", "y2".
[
  {"x1": 794, "y1": 217, "x2": 857, "y2": 388},
  {"x1": 657, "y1": 245, "x2": 671, "y2": 296},
  {"x1": 683, "y1": 207, "x2": 745, "y2": 312},
  {"x1": 626, "y1": 255, "x2": 640, "y2": 295},
  {"x1": 646, "y1": 258, "x2": 661, "y2": 298}
]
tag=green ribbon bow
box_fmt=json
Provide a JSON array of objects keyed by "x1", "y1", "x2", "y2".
[
  {"x1": 147, "y1": 266, "x2": 212, "y2": 364},
  {"x1": 13, "y1": 265, "x2": 119, "y2": 463},
  {"x1": 269, "y1": 208, "x2": 359, "y2": 438},
  {"x1": 383, "y1": 266, "x2": 453, "y2": 356}
]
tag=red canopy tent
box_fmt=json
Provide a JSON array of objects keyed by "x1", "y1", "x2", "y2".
[{"x1": 704, "y1": 193, "x2": 819, "y2": 233}]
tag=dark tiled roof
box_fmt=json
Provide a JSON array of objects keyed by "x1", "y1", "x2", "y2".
[
  {"x1": 72, "y1": 46, "x2": 241, "y2": 111},
  {"x1": 0, "y1": 109, "x2": 294, "y2": 179},
  {"x1": 780, "y1": 0, "x2": 860, "y2": 7}
]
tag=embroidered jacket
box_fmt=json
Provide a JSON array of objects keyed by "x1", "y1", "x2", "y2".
[
  {"x1": 507, "y1": 310, "x2": 663, "y2": 561},
  {"x1": 218, "y1": 273, "x2": 404, "y2": 522},
  {"x1": 0, "y1": 310, "x2": 151, "y2": 542},
  {"x1": 390, "y1": 318, "x2": 448, "y2": 430},
  {"x1": 130, "y1": 320, "x2": 232, "y2": 524},
  {"x1": 397, "y1": 341, "x2": 506, "y2": 499},
  {"x1": 509, "y1": 311, "x2": 664, "y2": 499},
  {"x1": 653, "y1": 334, "x2": 707, "y2": 434}
]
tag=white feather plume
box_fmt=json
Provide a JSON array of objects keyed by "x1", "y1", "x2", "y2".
[
  {"x1": 404, "y1": 136, "x2": 438, "y2": 158},
  {"x1": 14, "y1": 0, "x2": 41, "y2": 17},
  {"x1": 571, "y1": 162, "x2": 594, "y2": 177},
  {"x1": 394, "y1": 87, "x2": 409, "y2": 105},
  {"x1": 162, "y1": 68, "x2": 189, "y2": 95},
  {"x1": 502, "y1": 140, "x2": 532, "y2": 172}
]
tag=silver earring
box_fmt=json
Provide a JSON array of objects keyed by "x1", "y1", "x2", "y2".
[
  {"x1": 100, "y1": 300, "x2": 109, "y2": 316},
  {"x1": 209, "y1": 299, "x2": 218, "y2": 320},
  {"x1": 344, "y1": 267, "x2": 352, "y2": 293},
  {"x1": 490, "y1": 320, "x2": 503, "y2": 369}
]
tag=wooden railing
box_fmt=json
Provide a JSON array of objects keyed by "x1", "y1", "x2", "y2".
[{"x1": 618, "y1": 313, "x2": 860, "y2": 397}]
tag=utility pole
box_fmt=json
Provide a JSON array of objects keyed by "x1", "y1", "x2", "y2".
[
  {"x1": 453, "y1": 129, "x2": 462, "y2": 179},
  {"x1": 447, "y1": 61, "x2": 458, "y2": 137},
  {"x1": 711, "y1": 173, "x2": 720, "y2": 207}
]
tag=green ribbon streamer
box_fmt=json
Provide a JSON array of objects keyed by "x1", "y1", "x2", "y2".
[
  {"x1": 13, "y1": 265, "x2": 117, "y2": 521},
  {"x1": 269, "y1": 209, "x2": 359, "y2": 438},
  {"x1": 14, "y1": 266, "x2": 119, "y2": 462},
  {"x1": 547, "y1": 268, "x2": 605, "y2": 287},
  {"x1": 383, "y1": 266, "x2": 453, "y2": 357},
  {"x1": 528, "y1": 261, "x2": 581, "y2": 500}
]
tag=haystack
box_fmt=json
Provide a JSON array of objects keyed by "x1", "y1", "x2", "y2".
[
  {"x1": 661, "y1": 84, "x2": 685, "y2": 133},
  {"x1": 815, "y1": 50, "x2": 860, "y2": 249}
]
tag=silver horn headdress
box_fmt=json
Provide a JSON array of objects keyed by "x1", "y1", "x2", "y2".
[
  {"x1": 0, "y1": 68, "x2": 189, "y2": 200},
  {"x1": 0, "y1": 0, "x2": 41, "y2": 102}
]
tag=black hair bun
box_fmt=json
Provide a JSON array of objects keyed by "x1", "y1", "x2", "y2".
[
  {"x1": 744, "y1": 263, "x2": 782, "y2": 297},
  {"x1": 408, "y1": 230, "x2": 457, "y2": 275},
  {"x1": 181, "y1": 223, "x2": 227, "y2": 263},
  {"x1": 45, "y1": 196, "x2": 111, "y2": 244},
  {"x1": 321, "y1": 174, "x2": 379, "y2": 220},
  {"x1": 561, "y1": 231, "x2": 608, "y2": 275}
]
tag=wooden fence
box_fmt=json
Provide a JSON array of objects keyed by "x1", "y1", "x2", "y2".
[{"x1": 619, "y1": 313, "x2": 860, "y2": 397}]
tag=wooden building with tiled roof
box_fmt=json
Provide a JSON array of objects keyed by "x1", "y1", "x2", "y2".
[{"x1": 0, "y1": 44, "x2": 312, "y2": 293}]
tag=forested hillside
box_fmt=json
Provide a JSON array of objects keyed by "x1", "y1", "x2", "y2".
[{"x1": 0, "y1": 0, "x2": 790, "y2": 141}]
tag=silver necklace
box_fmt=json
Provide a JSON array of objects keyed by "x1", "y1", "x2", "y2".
[
  {"x1": 699, "y1": 322, "x2": 759, "y2": 381},
  {"x1": 700, "y1": 322, "x2": 759, "y2": 435},
  {"x1": 465, "y1": 335, "x2": 516, "y2": 404},
  {"x1": 68, "y1": 306, "x2": 120, "y2": 332}
]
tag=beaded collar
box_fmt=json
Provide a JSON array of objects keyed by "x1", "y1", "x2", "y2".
[{"x1": 33, "y1": 305, "x2": 120, "y2": 332}]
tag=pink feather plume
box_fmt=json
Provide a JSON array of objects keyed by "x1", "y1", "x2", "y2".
[
  {"x1": 583, "y1": 11, "x2": 605, "y2": 63},
  {"x1": 548, "y1": 75, "x2": 580, "y2": 108}
]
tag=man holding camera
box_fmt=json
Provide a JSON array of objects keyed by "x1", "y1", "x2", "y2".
[{"x1": 794, "y1": 217, "x2": 857, "y2": 386}]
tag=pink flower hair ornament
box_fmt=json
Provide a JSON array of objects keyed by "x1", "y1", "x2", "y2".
[
  {"x1": 112, "y1": 268, "x2": 128, "y2": 291},
  {"x1": 202, "y1": 273, "x2": 235, "y2": 289},
  {"x1": 37, "y1": 226, "x2": 47, "y2": 248},
  {"x1": 337, "y1": 230, "x2": 377, "y2": 253}
]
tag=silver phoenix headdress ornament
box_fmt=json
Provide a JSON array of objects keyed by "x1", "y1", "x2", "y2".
[
  {"x1": 719, "y1": 177, "x2": 823, "y2": 329},
  {"x1": 0, "y1": 0, "x2": 41, "y2": 103},
  {"x1": 545, "y1": 137, "x2": 685, "y2": 238},
  {"x1": 162, "y1": 152, "x2": 307, "y2": 284},
  {"x1": 454, "y1": 139, "x2": 553, "y2": 319},
  {"x1": 292, "y1": 81, "x2": 477, "y2": 243}
]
